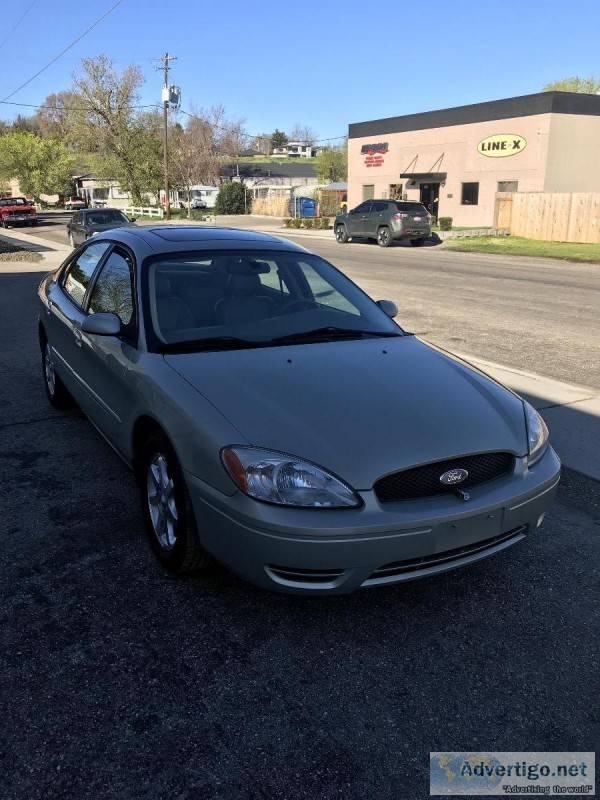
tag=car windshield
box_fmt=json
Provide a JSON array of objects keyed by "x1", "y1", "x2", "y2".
[
  {"x1": 86, "y1": 210, "x2": 129, "y2": 225},
  {"x1": 142, "y1": 249, "x2": 402, "y2": 351},
  {"x1": 394, "y1": 203, "x2": 429, "y2": 216},
  {"x1": 0, "y1": 197, "x2": 27, "y2": 206}
]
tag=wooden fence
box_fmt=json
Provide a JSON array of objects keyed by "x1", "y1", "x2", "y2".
[{"x1": 494, "y1": 192, "x2": 600, "y2": 243}]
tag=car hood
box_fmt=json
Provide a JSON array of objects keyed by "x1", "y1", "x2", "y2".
[{"x1": 164, "y1": 336, "x2": 527, "y2": 490}]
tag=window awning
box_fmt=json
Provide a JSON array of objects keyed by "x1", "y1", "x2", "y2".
[{"x1": 399, "y1": 172, "x2": 447, "y2": 180}]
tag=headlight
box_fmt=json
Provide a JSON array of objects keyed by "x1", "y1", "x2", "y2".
[
  {"x1": 524, "y1": 402, "x2": 549, "y2": 466},
  {"x1": 221, "y1": 446, "x2": 361, "y2": 508}
]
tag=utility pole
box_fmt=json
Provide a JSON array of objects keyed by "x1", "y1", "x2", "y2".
[{"x1": 159, "y1": 52, "x2": 177, "y2": 220}]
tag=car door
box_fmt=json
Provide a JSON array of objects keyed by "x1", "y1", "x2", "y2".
[
  {"x1": 75, "y1": 245, "x2": 139, "y2": 448},
  {"x1": 346, "y1": 201, "x2": 373, "y2": 237},
  {"x1": 45, "y1": 241, "x2": 112, "y2": 411},
  {"x1": 364, "y1": 201, "x2": 388, "y2": 237}
]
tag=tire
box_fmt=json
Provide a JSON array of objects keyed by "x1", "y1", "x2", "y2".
[
  {"x1": 335, "y1": 224, "x2": 349, "y2": 243},
  {"x1": 140, "y1": 432, "x2": 213, "y2": 575},
  {"x1": 68, "y1": 232, "x2": 75, "y2": 248},
  {"x1": 41, "y1": 337, "x2": 73, "y2": 409},
  {"x1": 410, "y1": 237, "x2": 427, "y2": 247},
  {"x1": 377, "y1": 226, "x2": 393, "y2": 247}
]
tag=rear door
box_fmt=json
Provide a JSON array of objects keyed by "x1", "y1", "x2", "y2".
[
  {"x1": 45, "y1": 241, "x2": 111, "y2": 410},
  {"x1": 364, "y1": 201, "x2": 388, "y2": 237},
  {"x1": 346, "y1": 201, "x2": 373, "y2": 237}
]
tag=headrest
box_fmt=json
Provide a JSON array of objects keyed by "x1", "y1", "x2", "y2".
[
  {"x1": 155, "y1": 274, "x2": 171, "y2": 296},
  {"x1": 226, "y1": 257, "x2": 270, "y2": 276},
  {"x1": 229, "y1": 274, "x2": 261, "y2": 296}
]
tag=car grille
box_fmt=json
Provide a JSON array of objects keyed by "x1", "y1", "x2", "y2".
[
  {"x1": 366, "y1": 525, "x2": 528, "y2": 582},
  {"x1": 374, "y1": 452, "x2": 514, "y2": 503},
  {"x1": 266, "y1": 565, "x2": 346, "y2": 585}
]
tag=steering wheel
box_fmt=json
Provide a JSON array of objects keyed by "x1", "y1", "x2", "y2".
[{"x1": 280, "y1": 299, "x2": 320, "y2": 314}]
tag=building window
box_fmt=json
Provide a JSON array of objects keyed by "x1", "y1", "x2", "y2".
[
  {"x1": 362, "y1": 184, "x2": 375, "y2": 200},
  {"x1": 497, "y1": 181, "x2": 518, "y2": 193},
  {"x1": 461, "y1": 182, "x2": 479, "y2": 205}
]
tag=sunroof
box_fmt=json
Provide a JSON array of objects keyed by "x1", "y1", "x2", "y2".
[{"x1": 148, "y1": 227, "x2": 274, "y2": 242}]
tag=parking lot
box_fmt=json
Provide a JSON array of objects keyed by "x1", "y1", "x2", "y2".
[{"x1": 1, "y1": 227, "x2": 598, "y2": 799}]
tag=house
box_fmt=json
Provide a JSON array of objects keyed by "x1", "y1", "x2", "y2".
[
  {"x1": 271, "y1": 141, "x2": 316, "y2": 158},
  {"x1": 221, "y1": 161, "x2": 319, "y2": 200}
]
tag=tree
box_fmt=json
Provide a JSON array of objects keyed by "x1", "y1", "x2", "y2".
[
  {"x1": 34, "y1": 91, "x2": 83, "y2": 140},
  {"x1": 0, "y1": 132, "x2": 74, "y2": 199},
  {"x1": 215, "y1": 182, "x2": 248, "y2": 215},
  {"x1": 315, "y1": 144, "x2": 347, "y2": 183},
  {"x1": 70, "y1": 55, "x2": 163, "y2": 203},
  {"x1": 270, "y1": 129, "x2": 288, "y2": 151},
  {"x1": 542, "y1": 76, "x2": 600, "y2": 93},
  {"x1": 288, "y1": 124, "x2": 318, "y2": 145},
  {"x1": 250, "y1": 133, "x2": 271, "y2": 155}
]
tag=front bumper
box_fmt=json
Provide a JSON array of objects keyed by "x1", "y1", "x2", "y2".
[{"x1": 186, "y1": 447, "x2": 561, "y2": 594}]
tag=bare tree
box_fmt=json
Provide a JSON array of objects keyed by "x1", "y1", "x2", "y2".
[{"x1": 288, "y1": 124, "x2": 318, "y2": 145}]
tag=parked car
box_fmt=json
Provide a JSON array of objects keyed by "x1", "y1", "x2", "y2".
[
  {"x1": 0, "y1": 196, "x2": 38, "y2": 228},
  {"x1": 38, "y1": 227, "x2": 560, "y2": 594},
  {"x1": 189, "y1": 197, "x2": 207, "y2": 209},
  {"x1": 64, "y1": 196, "x2": 87, "y2": 211},
  {"x1": 335, "y1": 200, "x2": 432, "y2": 247},
  {"x1": 66, "y1": 208, "x2": 135, "y2": 247}
]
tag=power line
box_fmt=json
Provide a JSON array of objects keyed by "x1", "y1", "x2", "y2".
[
  {"x1": 0, "y1": 0, "x2": 127, "y2": 103},
  {"x1": 0, "y1": 1, "x2": 38, "y2": 54},
  {"x1": 0, "y1": 100, "x2": 161, "y2": 112}
]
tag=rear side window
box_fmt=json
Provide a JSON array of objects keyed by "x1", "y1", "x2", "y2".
[
  {"x1": 372, "y1": 202, "x2": 389, "y2": 212},
  {"x1": 394, "y1": 202, "x2": 428, "y2": 216},
  {"x1": 62, "y1": 242, "x2": 110, "y2": 307}
]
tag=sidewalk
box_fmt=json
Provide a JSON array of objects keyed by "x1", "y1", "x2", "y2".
[{"x1": 2, "y1": 224, "x2": 598, "y2": 481}]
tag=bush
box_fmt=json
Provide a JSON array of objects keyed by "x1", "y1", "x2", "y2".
[
  {"x1": 430, "y1": 216, "x2": 438, "y2": 227},
  {"x1": 439, "y1": 217, "x2": 453, "y2": 231},
  {"x1": 290, "y1": 218, "x2": 302, "y2": 228},
  {"x1": 303, "y1": 218, "x2": 314, "y2": 229},
  {"x1": 283, "y1": 218, "x2": 293, "y2": 228},
  {"x1": 319, "y1": 217, "x2": 331, "y2": 229},
  {"x1": 214, "y1": 183, "x2": 249, "y2": 215}
]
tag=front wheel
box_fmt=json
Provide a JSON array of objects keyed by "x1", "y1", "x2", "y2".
[
  {"x1": 335, "y1": 224, "x2": 349, "y2": 243},
  {"x1": 377, "y1": 226, "x2": 393, "y2": 247},
  {"x1": 141, "y1": 433, "x2": 213, "y2": 575},
  {"x1": 410, "y1": 237, "x2": 427, "y2": 247}
]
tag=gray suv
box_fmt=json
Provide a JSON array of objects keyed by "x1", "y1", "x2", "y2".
[{"x1": 335, "y1": 200, "x2": 431, "y2": 247}]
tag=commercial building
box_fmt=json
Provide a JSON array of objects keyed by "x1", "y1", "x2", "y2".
[{"x1": 348, "y1": 92, "x2": 600, "y2": 227}]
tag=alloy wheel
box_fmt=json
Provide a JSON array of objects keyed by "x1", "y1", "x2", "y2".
[
  {"x1": 378, "y1": 227, "x2": 390, "y2": 247},
  {"x1": 147, "y1": 453, "x2": 179, "y2": 550},
  {"x1": 44, "y1": 342, "x2": 56, "y2": 396}
]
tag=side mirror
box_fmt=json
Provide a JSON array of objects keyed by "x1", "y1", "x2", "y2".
[
  {"x1": 129, "y1": 218, "x2": 137, "y2": 223},
  {"x1": 376, "y1": 300, "x2": 398, "y2": 319},
  {"x1": 81, "y1": 312, "x2": 122, "y2": 336}
]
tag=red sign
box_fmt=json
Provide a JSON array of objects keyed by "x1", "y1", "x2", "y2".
[{"x1": 361, "y1": 142, "x2": 388, "y2": 167}]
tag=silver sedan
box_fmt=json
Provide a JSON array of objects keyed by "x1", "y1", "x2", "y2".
[{"x1": 38, "y1": 226, "x2": 561, "y2": 594}]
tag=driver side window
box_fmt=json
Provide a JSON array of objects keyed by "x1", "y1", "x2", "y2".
[{"x1": 88, "y1": 249, "x2": 134, "y2": 325}]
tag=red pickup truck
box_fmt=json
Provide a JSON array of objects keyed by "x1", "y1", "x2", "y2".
[{"x1": 0, "y1": 196, "x2": 38, "y2": 228}]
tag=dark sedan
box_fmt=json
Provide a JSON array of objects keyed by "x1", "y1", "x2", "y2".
[{"x1": 67, "y1": 207, "x2": 135, "y2": 247}]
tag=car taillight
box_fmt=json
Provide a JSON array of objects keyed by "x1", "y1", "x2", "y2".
[{"x1": 393, "y1": 213, "x2": 409, "y2": 219}]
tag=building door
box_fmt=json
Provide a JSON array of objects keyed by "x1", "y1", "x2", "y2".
[
  {"x1": 362, "y1": 184, "x2": 375, "y2": 200},
  {"x1": 420, "y1": 183, "x2": 440, "y2": 218}
]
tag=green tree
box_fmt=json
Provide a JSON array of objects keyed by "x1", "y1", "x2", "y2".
[
  {"x1": 215, "y1": 182, "x2": 249, "y2": 214},
  {"x1": 0, "y1": 132, "x2": 74, "y2": 200},
  {"x1": 70, "y1": 55, "x2": 163, "y2": 203},
  {"x1": 270, "y1": 128, "x2": 288, "y2": 151},
  {"x1": 542, "y1": 76, "x2": 600, "y2": 93},
  {"x1": 315, "y1": 144, "x2": 347, "y2": 183}
]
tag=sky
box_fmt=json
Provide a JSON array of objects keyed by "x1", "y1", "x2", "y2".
[{"x1": 1, "y1": 0, "x2": 600, "y2": 144}]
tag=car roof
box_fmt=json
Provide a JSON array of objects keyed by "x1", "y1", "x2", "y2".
[{"x1": 100, "y1": 225, "x2": 309, "y2": 254}]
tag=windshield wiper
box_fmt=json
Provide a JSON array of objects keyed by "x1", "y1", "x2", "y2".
[
  {"x1": 270, "y1": 327, "x2": 402, "y2": 345},
  {"x1": 157, "y1": 336, "x2": 267, "y2": 353}
]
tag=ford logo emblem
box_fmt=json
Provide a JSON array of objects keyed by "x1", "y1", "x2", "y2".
[{"x1": 439, "y1": 468, "x2": 469, "y2": 485}]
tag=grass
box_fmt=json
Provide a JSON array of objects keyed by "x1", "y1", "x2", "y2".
[
  {"x1": 0, "y1": 239, "x2": 43, "y2": 262},
  {"x1": 446, "y1": 236, "x2": 600, "y2": 263}
]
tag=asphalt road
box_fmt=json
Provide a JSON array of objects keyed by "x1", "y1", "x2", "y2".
[
  {"x1": 0, "y1": 262, "x2": 598, "y2": 799},
  {"x1": 28, "y1": 212, "x2": 600, "y2": 388}
]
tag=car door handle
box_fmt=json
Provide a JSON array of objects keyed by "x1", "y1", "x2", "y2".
[{"x1": 73, "y1": 328, "x2": 83, "y2": 347}]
